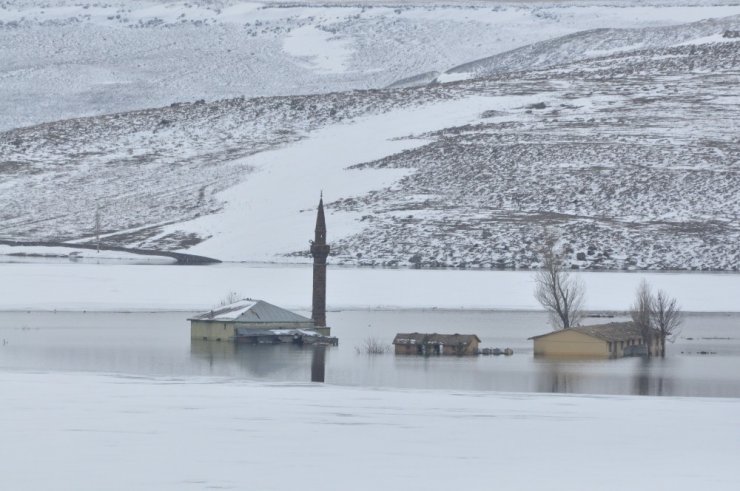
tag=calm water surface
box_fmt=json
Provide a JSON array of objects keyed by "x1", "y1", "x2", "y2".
[{"x1": 1, "y1": 310, "x2": 739, "y2": 397}]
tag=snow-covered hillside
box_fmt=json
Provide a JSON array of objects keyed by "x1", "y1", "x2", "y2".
[
  {"x1": 434, "y1": 14, "x2": 740, "y2": 83},
  {"x1": 3, "y1": 0, "x2": 740, "y2": 130},
  {"x1": 1, "y1": 3, "x2": 739, "y2": 270}
]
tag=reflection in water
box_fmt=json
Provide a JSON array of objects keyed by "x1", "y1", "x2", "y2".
[
  {"x1": 190, "y1": 339, "x2": 236, "y2": 369},
  {"x1": 537, "y1": 362, "x2": 574, "y2": 393},
  {"x1": 632, "y1": 357, "x2": 671, "y2": 396},
  {"x1": 534, "y1": 356, "x2": 677, "y2": 396},
  {"x1": 190, "y1": 340, "x2": 328, "y2": 382},
  {"x1": 634, "y1": 357, "x2": 651, "y2": 396},
  {"x1": 3, "y1": 311, "x2": 740, "y2": 396},
  {"x1": 311, "y1": 347, "x2": 326, "y2": 383}
]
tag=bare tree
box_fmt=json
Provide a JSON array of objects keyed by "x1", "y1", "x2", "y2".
[
  {"x1": 630, "y1": 280, "x2": 654, "y2": 356},
  {"x1": 215, "y1": 291, "x2": 241, "y2": 307},
  {"x1": 651, "y1": 289, "x2": 683, "y2": 358},
  {"x1": 534, "y1": 242, "x2": 584, "y2": 329}
]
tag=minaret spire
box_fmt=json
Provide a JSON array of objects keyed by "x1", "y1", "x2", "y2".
[
  {"x1": 310, "y1": 194, "x2": 330, "y2": 328},
  {"x1": 314, "y1": 195, "x2": 327, "y2": 245}
]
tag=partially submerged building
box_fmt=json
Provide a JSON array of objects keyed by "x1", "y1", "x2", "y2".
[
  {"x1": 190, "y1": 299, "x2": 317, "y2": 341},
  {"x1": 529, "y1": 321, "x2": 662, "y2": 358},
  {"x1": 392, "y1": 333, "x2": 481, "y2": 356},
  {"x1": 309, "y1": 194, "x2": 330, "y2": 330},
  {"x1": 189, "y1": 196, "x2": 334, "y2": 343}
]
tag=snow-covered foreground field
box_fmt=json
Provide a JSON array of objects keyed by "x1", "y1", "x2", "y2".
[
  {"x1": 1, "y1": 262, "x2": 738, "y2": 312},
  {"x1": 1, "y1": 371, "x2": 738, "y2": 490}
]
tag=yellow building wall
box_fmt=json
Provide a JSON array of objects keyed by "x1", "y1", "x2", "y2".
[
  {"x1": 533, "y1": 330, "x2": 609, "y2": 357},
  {"x1": 191, "y1": 321, "x2": 236, "y2": 341},
  {"x1": 190, "y1": 321, "x2": 323, "y2": 341}
]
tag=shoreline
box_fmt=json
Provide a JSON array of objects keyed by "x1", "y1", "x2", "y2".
[{"x1": 4, "y1": 254, "x2": 740, "y2": 274}]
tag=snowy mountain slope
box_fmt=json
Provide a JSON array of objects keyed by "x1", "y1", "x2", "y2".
[
  {"x1": 0, "y1": 87, "x2": 450, "y2": 248},
  {"x1": 2, "y1": 15, "x2": 738, "y2": 271},
  {"x1": 4, "y1": 1, "x2": 740, "y2": 131},
  {"x1": 335, "y1": 39, "x2": 740, "y2": 271},
  {"x1": 431, "y1": 14, "x2": 740, "y2": 83},
  {"x1": 152, "y1": 94, "x2": 539, "y2": 261}
]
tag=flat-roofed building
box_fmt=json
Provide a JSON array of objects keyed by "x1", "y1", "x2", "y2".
[{"x1": 393, "y1": 333, "x2": 481, "y2": 356}]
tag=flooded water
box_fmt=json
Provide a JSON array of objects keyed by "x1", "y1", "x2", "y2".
[{"x1": 1, "y1": 310, "x2": 739, "y2": 397}]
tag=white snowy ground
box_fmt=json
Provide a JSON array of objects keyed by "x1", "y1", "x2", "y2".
[
  {"x1": 0, "y1": 245, "x2": 176, "y2": 263},
  {"x1": 1, "y1": 371, "x2": 738, "y2": 491},
  {"x1": 0, "y1": 263, "x2": 738, "y2": 312}
]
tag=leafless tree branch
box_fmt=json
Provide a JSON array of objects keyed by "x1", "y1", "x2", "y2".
[
  {"x1": 630, "y1": 281, "x2": 683, "y2": 357},
  {"x1": 652, "y1": 289, "x2": 683, "y2": 358},
  {"x1": 630, "y1": 280, "x2": 655, "y2": 356},
  {"x1": 534, "y1": 242, "x2": 584, "y2": 330}
]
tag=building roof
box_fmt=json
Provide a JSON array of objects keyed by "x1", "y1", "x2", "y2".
[
  {"x1": 235, "y1": 328, "x2": 321, "y2": 337},
  {"x1": 392, "y1": 333, "x2": 481, "y2": 345},
  {"x1": 189, "y1": 299, "x2": 314, "y2": 325},
  {"x1": 529, "y1": 321, "x2": 658, "y2": 342}
]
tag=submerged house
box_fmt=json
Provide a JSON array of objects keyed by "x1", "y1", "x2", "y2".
[
  {"x1": 529, "y1": 321, "x2": 662, "y2": 358},
  {"x1": 392, "y1": 333, "x2": 481, "y2": 356},
  {"x1": 189, "y1": 299, "x2": 318, "y2": 341}
]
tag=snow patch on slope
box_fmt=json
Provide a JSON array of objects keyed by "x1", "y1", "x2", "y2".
[
  {"x1": 435, "y1": 71, "x2": 475, "y2": 84},
  {"x1": 283, "y1": 25, "x2": 353, "y2": 74},
  {"x1": 677, "y1": 32, "x2": 740, "y2": 45},
  {"x1": 165, "y1": 94, "x2": 545, "y2": 262}
]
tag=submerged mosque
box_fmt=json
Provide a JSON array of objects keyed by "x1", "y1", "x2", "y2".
[{"x1": 189, "y1": 196, "x2": 334, "y2": 343}]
